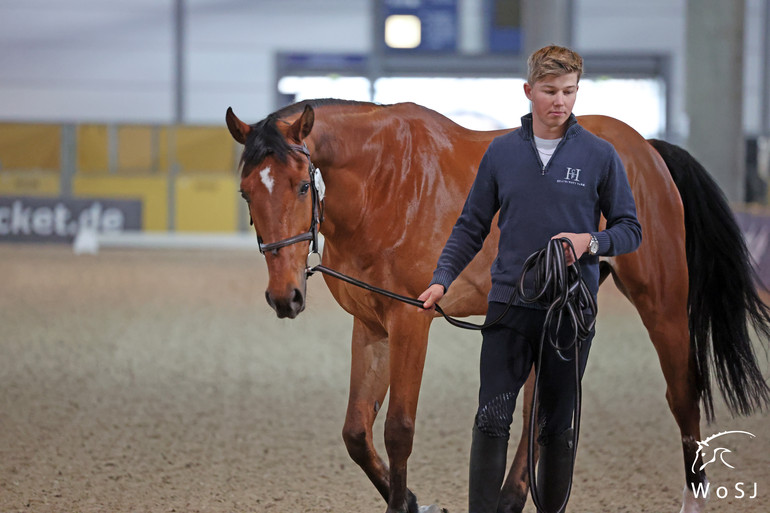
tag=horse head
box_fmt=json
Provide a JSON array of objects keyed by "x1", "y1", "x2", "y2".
[{"x1": 226, "y1": 104, "x2": 318, "y2": 319}]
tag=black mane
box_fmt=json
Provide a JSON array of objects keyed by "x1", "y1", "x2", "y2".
[{"x1": 240, "y1": 99, "x2": 375, "y2": 176}]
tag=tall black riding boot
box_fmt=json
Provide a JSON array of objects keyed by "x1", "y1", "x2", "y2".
[
  {"x1": 535, "y1": 428, "x2": 575, "y2": 513},
  {"x1": 468, "y1": 424, "x2": 509, "y2": 513}
]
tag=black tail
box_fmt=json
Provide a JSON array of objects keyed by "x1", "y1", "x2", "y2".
[{"x1": 648, "y1": 139, "x2": 770, "y2": 422}]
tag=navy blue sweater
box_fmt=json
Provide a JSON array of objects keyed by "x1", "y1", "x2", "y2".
[{"x1": 431, "y1": 113, "x2": 642, "y2": 307}]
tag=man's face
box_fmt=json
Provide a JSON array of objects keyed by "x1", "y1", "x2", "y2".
[{"x1": 524, "y1": 72, "x2": 579, "y2": 135}]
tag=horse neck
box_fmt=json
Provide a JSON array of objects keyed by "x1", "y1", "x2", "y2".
[
  {"x1": 306, "y1": 108, "x2": 382, "y2": 174},
  {"x1": 304, "y1": 104, "x2": 498, "y2": 249},
  {"x1": 305, "y1": 109, "x2": 386, "y2": 241}
]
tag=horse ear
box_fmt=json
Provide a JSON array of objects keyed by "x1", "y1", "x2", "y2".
[
  {"x1": 288, "y1": 104, "x2": 314, "y2": 142},
  {"x1": 226, "y1": 107, "x2": 251, "y2": 144}
]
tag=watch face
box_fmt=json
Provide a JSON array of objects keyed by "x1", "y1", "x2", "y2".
[{"x1": 590, "y1": 237, "x2": 599, "y2": 255}]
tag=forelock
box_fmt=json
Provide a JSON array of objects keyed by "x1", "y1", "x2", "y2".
[{"x1": 240, "y1": 114, "x2": 291, "y2": 177}]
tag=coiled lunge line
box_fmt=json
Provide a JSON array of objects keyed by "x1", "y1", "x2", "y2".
[
  {"x1": 308, "y1": 237, "x2": 596, "y2": 512},
  {"x1": 517, "y1": 238, "x2": 596, "y2": 513}
]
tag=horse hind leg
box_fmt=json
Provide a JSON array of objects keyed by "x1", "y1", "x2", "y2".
[
  {"x1": 611, "y1": 264, "x2": 708, "y2": 512},
  {"x1": 653, "y1": 317, "x2": 708, "y2": 513}
]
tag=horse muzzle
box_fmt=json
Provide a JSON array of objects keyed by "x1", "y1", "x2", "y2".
[{"x1": 265, "y1": 286, "x2": 306, "y2": 319}]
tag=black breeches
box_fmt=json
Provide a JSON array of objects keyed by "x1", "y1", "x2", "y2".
[{"x1": 475, "y1": 301, "x2": 594, "y2": 443}]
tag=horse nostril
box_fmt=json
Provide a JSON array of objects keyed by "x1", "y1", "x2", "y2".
[{"x1": 264, "y1": 288, "x2": 303, "y2": 318}]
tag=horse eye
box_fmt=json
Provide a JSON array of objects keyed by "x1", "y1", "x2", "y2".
[
  {"x1": 239, "y1": 189, "x2": 250, "y2": 202},
  {"x1": 299, "y1": 182, "x2": 311, "y2": 195}
]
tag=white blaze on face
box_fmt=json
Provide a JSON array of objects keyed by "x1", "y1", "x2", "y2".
[{"x1": 260, "y1": 166, "x2": 274, "y2": 194}]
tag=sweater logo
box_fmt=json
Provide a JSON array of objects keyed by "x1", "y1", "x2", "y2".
[{"x1": 557, "y1": 167, "x2": 586, "y2": 187}]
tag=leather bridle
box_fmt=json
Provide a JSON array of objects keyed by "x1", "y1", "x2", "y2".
[{"x1": 254, "y1": 143, "x2": 323, "y2": 261}]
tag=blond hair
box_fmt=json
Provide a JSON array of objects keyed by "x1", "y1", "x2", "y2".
[{"x1": 526, "y1": 45, "x2": 583, "y2": 84}]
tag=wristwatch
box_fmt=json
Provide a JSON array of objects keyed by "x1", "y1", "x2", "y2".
[{"x1": 588, "y1": 234, "x2": 599, "y2": 256}]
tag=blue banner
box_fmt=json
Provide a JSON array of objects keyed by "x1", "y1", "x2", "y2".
[{"x1": 0, "y1": 196, "x2": 142, "y2": 243}]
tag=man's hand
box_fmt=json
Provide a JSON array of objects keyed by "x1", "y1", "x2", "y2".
[
  {"x1": 551, "y1": 232, "x2": 592, "y2": 265},
  {"x1": 417, "y1": 283, "x2": 445, "y2": 313}
]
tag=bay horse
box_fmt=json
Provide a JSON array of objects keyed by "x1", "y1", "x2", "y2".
[{"x1": 225, "y1": 99, "x2": 770, "y2": 513}]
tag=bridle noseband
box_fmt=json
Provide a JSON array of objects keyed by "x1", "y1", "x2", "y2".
[{"x1": 256, "y1": 143, "x2": 324, "y2": 263}]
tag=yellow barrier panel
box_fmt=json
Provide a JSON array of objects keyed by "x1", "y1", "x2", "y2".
[
  {"x1": 73, "y1": 175, "x2": 168, "y2": 231},
  {"x1": 158, "y1": 127, "x2": 170, "y2": 172},
  {"x1": 77, "y1": 124, "x2": 109, "y2": 173},
  {"x1": 2, "y1": 122, "x2": 247, "y2": 233},
  {"x1": 118, "y1": 125, "x2": 156, "y2": 172},
  {"x1": 171, "y1": 126, "x2": 237, "y2": 173},
  {"x1": 0, "y1": 171, "x2": 61, "y2": 196},
  {"x1": 175, "y1": 175, "x2": 239, "y2": 232},
  {"x1": 0, "y1": 124, "x2": 61, "y2": 171}
]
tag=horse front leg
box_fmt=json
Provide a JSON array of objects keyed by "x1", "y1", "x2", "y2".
[
  {"x1": 383, "y1": 306, "x2": 433, "y2": 513},
  {"x1": 342, "y1": 317, "x2": 393, "y2": 504},
  {"x1": 498, "y1": 368, "x2": 537, "y2": 513}
]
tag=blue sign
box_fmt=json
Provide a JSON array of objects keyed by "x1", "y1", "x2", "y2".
[
  {"x1": 383, "y1": 0, "x2": 458, "y2": 52},
  {"x1": 485, "y1": 0, "x2": 522, "y2": 53},
  {"x1": 281, "y1": 53, "x2": 368, "y2": 72},
  {"x1": 0, "y1": 196, "x2": 142, "y2": 243}
]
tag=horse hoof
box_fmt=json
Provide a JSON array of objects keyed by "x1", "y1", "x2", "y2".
[
  {"x1": 418, "y1": 505, "x2": 447, "y2": 513},
  {"x1": 679, "y1": 481, "x2": 709, "y2": 513}
]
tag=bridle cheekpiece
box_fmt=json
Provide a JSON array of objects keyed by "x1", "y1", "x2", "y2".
[{"x1": 255, "y1": 143, "x2": 324, "y2": 271}]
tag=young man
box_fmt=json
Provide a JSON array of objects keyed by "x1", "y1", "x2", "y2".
[{"x1": 418, "y1": 46, "x2": 642, "y2": 512}]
